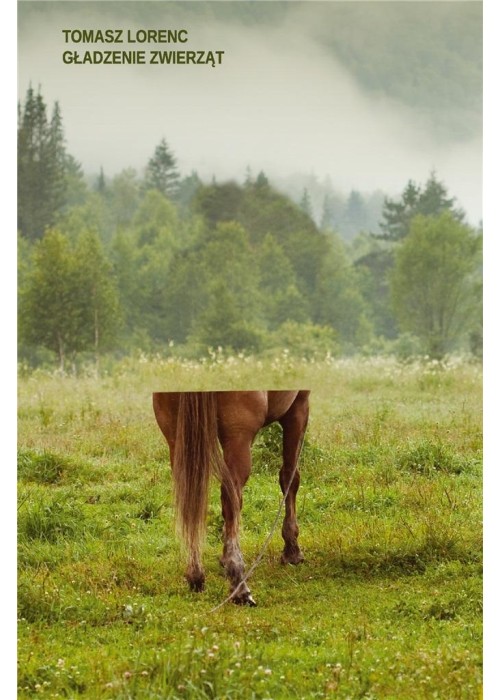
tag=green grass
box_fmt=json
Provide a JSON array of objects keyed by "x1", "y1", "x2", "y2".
[{"x1": 18, "y1": 355, "x2": 482, "y2": 698}]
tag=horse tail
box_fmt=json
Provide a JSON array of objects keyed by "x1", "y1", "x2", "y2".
[{"x1": 173, "y1": 392, "x2": 237, "y2": 554}]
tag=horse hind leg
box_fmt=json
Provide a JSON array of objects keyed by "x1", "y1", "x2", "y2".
[
  {"x1": 279, "y1": 394, "x2": 309, "y2": 565},
  {"x1": 220, "y1": 438, "x2": 256, "y2": 606}
]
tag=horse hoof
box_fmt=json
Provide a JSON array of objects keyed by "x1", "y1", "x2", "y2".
[
  {"x1": 232, "y1": 592, "x2": 257, "y2": 607},
  {"x1": 187, "y1": 577, "x2": 205, "y2": 593},
  {"x1": 281, "y1": 550, "x2": 304, "y2": 565}
]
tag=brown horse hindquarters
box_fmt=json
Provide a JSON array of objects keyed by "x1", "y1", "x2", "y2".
[{"x1": 152, "y1": 390, "x2": 310, "y2": 605}]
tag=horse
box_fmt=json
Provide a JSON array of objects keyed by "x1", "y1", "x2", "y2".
[{"x1": 152, "y1": 390, "x2": 310, "y2": 606}]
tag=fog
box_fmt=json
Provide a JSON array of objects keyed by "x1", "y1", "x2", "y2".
[{"x1": 18, "y1": 2, "x2": 482, "y2": 224}]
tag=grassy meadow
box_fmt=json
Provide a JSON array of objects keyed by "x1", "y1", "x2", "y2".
[{"x1": 18, "y1": 354, "x2": 482, "y2": 699}]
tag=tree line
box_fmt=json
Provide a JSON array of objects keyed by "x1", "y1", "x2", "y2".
[{"x1": 17, "y1": 88, "x2": 482, "y2": 370}]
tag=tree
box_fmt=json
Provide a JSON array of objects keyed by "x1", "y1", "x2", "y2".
[
  {"x1": 194, "y1": 181, "x2": 245, "y2": 228},
  {"x1": 46, "y1": 100, "x2": 67, "y2": 213},
  {"x1": 132, "y1": 189, "x2": 179, "y2": 247},
  {"x1": 108, "y1": 168, "x2": 141, "y2": 227},
  {"x1": 18, "y1": 87, "x2": 78, "y2": 239},
  {"x1": 312, "y1": 234, "x2": 371, "y2": 348},
  {"x1": 176, "y1": 171, "x2": 202, "y2": 214},
  {"x1": 244, "y1": 165, "x2": 253, "y2": 187},
  {"x1": 353, "y1": 245, "x2": 398, "y2": 339},
  {"x1": 256, "y1": 234, "x2": 308, "y2": 328},
  {"x1": 191, "y1": 281, "x2": 263, "y2": 353},
  {"x1": 379, "y1": 172, "x2": 464, "y2": 241},
  {"x1": 19, "y1": 228, "x2": 121, "y2": 370},
  {"x1": 144, "y1": 138, "x2": 180, "y2": 198},
  {"x1": 342, "y1": 190, "x2": 368, "y2": 239},
  {"x1": 417, "y1": 172, "x2": 462, "y2": 219},
  {"x1": 56, "y1": 192, "x2": 114, "y2": 245},
  {"x1": 162, "y1": 221, "x2": 261, "y2": 347},
  {"x1": 110, "y1": 228, "x2": 141, "y2": 340},
  {"x1": 19, "y1": 229, "x2": 83, "y2": 369},
  {"x1": 299, "y1": 188, "x2": 313, "y2": 219},
  {"x1": 320, "y1": 193, "x2": 336, "y2": 231},
  {"x1": 391, "y1": 212, "x2": 481, "y2": 358},
  {"x1": 95, "y1": 167, "x2": 106, "y2": 194},
  {"x1": 197, "y1": 222, "x2": 260, "y2": 320},
  {"x1": 126, "y1": 191, "x2": 180, "y2": 344},
  {"x1": 63, "y1": 154, "x2": 87, "y2": 209},
  {"x1": 73, "y1": 230, "x2": 121, "y2": 370},
  {"x1": 255, "y1": 171, "x2": 269, "y2": 189}
]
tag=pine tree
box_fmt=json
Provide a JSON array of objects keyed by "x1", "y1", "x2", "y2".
[
  {"x1": 299, "y1": 188, "x2": 313, "y2": 218},
  {"x1": 96, "y1": 167, "x2": 106, "y2": 194},
  {"x1": 417, "y1": 171, "x2": 464, "y2": 220},
  {"x1": 342, "y1": 190, "x2": 368, "y2": 239},
  {"x1": 244, "y1": 165, "x2": 253, "y2": 187},
  {"x1": 255, "y1": 171, "x2": 269, "y2": 189},
  {"x1": 379, "y1": 180, "x2": 420, "y2": 241},
  {"x1": 320, "y1": 194, "x2": 335, "y2": 230},
  {"x1": 64, "y1": 154, "x2": 87, "y2": 209},
  {"x1": 18, "y1": 86, "x2": 43, "y2": 238},
  {"x1": 144, "y1": 138, "x2": 180, "y2": 198},
  {"x1": 176, "y1": 171, "x2": 202, "y2": 213},
  {"x1": 378, "y1": 173, "x2": 464, "y2": 241},
  {"x1": 47, "y1": 101, "x2": 67, "y2": 213},
  {"x1": 18, "y1": 87, "x2": 77, "y2": 240}
]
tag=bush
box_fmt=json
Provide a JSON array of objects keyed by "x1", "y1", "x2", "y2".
[{"x1": 266, "y1": 321, "x2": 339, "y2": 359}]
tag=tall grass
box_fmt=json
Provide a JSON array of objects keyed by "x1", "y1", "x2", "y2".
[{"x1": 18, "y1": 355, "x2": 482, "y2": 698}]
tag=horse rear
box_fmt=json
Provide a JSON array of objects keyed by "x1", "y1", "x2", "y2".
[{"x1": 153, "y1": 390, "x2": 310, "y2": 605}]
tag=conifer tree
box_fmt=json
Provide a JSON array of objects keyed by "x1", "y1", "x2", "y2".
[
  {"x1": 96, "y1": 167, "x2": 106, "y2": 194},
  {"x1": 300, "y1": 188, "x2": 313, "y2": 218},
  {"x1": 144, "y1": 138, "x2": 180, "y2": 198},
  {"x1": 47, "y1": 101, "x2": 67, "y2": 211},
  {"x1": 254, "y1": 171, "x2": 269, "y2": 189},
  {"x1": 320, "y1": 193, "x2": 335, "y2": 230},
  {"x1": 378, "y1": 172, "x2": 464, "y2": 241},
  {"x1": 18, "y1": 87, "x2": 72, "y2": 239},
  {"x1": 342, "y1": 190, "x2": 368, "y2": 238}
]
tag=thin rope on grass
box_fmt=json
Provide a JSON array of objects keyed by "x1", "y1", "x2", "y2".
[{"x1": 210, "y1": 437, "x2": 305, "y2": 613}]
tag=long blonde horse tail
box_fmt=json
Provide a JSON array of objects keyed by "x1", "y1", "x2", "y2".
[{"x1": 173, "y1": 392, "x2": 237, "y2": 554}]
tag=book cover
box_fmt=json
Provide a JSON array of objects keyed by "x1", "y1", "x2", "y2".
[{"x1": 17, "y1": 2, "x2": 483, "y2": 697}]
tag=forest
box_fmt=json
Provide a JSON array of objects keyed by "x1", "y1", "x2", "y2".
[
  {"x1": 17, "y1": 87, "x2": 482, "y2": 371},
  {"x1": 16, "y1": 18, "x2": 483, "y2": 693}
]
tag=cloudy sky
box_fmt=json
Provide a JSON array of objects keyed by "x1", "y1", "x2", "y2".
[{"x1": 18, "y1": 1, "x2": 483, "y2": 224}]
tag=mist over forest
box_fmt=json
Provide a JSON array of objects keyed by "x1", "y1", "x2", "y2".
[
  {"x1": 17, "y1": 2, "x2": 482, "y2": 370},
  {"x1": 18, "y1": 1, "x2": 482, "y2": 224}
]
